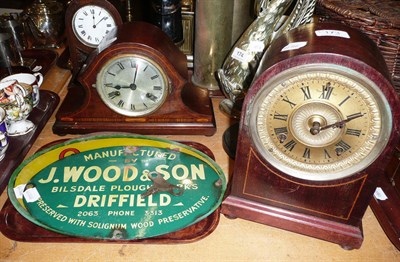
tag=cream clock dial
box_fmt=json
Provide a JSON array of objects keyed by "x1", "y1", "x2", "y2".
[
  {"x1": 250, "y1": 64, "x2": 391, "y2": 181},
  {"x1": 96, "y1": 54, "x2": 169, "y2": 117},
  {"x1": 72, "y1": 5, "x2": 117, "y2": 47}
]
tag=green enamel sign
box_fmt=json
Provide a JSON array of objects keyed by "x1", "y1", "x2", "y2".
[{"x1": 8, "y1": 134, "x2": 226, "y2": 240}]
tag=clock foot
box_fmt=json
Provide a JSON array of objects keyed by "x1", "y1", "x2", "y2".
[
  {"x1": 221, "y1": 195, "x2": 364, "y2": 249},
  {"x1": 223, "y1": 213, "x2": 238, "y2": 220},
  {"x1": 340, "y1": 244, "x2": 355, "y2": 251}
]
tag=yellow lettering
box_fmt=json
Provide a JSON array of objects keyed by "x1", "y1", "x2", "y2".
[
  {"x1": 123, "y1": 165, "x2": 138, "y2": 181},
  {"x1": 155, "y1": 164, "x2": 171, "y2": 179},
  {"x1": 191, "y1": 164, "x2": 205, "y2": 180},
  {"x1": 83, "y1": 166, "x2": 102, "y2": 182},
  {"x1": 172, "y1": 164, "x2": 189, "y2": 180},
  {"x1": 103, "y1": 166, "x2": 120, "y2": 182},
  {"x1": 74, "y1": 195, "x2": 86, "y2": 207}
]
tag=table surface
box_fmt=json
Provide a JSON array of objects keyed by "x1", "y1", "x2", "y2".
[{"x1": 1, "y1": 50, "x2": 400, "y2": 262}]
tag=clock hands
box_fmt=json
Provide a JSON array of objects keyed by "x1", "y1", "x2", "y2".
[
  {"x1": 112, "y1": 84, "x2": 137, "y2": 90},
  {"x1": 110, "y1": 64, "x2": 139, "y2": 91},
  {"x1": 94, "y1": 17, "x2": 106, "y2": 28},
  {"x1": 91, "y1": 10, "x2": 96, "y2": 27},
  {"x1": 106, "y1": 62, "x2": 161, "y2": 107},
  {"x1": 310, "y1": 113, "x2": 364, "y2": 135},
  {"x1": 133, "y1": 64, "x2": 138, "y2": 84},
  {"x1": 110, "y1": 64, "x2": 140, "y2": 91},
  {"x1": 321, "y1": 113, "x2": 364, "y2": 130}
]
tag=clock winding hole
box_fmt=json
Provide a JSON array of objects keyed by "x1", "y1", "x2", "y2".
[{"x1": 289, "y1": 102, "x2": 342, "y2": 147}]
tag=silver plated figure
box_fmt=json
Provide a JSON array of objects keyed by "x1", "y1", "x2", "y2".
[{"x1": 217, "y1": 0, "x2": 316, "y2": 118}]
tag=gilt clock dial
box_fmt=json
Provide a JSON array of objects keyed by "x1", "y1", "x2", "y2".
[
  {"x1": 72, "y1": 5, "x2": 117, "y2": 47},
  {"x1": 96, "y1": 54, "x2": 169, "y2": 116},
  {"x1": 250, "y1": 65, "x2": 390, "y2": 181}
]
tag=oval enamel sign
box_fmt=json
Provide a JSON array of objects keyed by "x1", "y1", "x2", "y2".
[{"x1": 8, "y1": 134, "x2": 226, "y2": 240}]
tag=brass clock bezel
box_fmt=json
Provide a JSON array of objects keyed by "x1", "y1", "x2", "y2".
[
  {"x1": 95, "y1": 53, "x2": 170, "y2": 117},
  {"x1": 248, "y1": 63, "x2": 392, "y2": 181}
]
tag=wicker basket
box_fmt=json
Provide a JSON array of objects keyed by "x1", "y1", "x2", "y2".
[{"x1": 316, "y1": 0, "x2": 400, "y2": 92}]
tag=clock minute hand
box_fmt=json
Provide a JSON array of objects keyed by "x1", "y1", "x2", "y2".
[
  {"x1": 112, "y1": 85, "x2": 131, "y2": 90},
  {"x1": 310, "y1": 113, "x2": 364, "y2": 135},
  {"x1": 132, "y1": 64, "x2": 138, "y2": 84},
  {"x1": 320, "y1": 113, "x2": 364, "y2": 131},
  {"x1": 94, "y1": 17, "x2": 106, "y2": 27}
]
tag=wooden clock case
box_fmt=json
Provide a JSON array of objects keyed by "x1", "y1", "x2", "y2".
[
  {"x1": 65, "y1": 0, "x2": 123, "y2": 77},
  {"x1": 221, "y1": 22, "x2": 400, "y2": 249},
  {"x1": 53, "y1": 22, "x2": 216, "y2": 136}
]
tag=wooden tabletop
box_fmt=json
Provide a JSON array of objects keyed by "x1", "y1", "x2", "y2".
[{"x1": 0, "y1": 54, "x2": 399, "y2": 261}]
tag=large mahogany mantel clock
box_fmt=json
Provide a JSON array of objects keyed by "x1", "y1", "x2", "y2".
[
  {"x1": 53, "y1": 22, "x2": 216, "y2": 135},
  {"x1": 65, "y1": 0, "x2": 123, "y2": 77},
  {"x1": 221, "y1": 22, "x2": 400, "y2": 249}
]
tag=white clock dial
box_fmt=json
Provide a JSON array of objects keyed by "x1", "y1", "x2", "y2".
[
  {"x1": 72, "y1": 5, "x2": 117, "y2": 47},
  {"x1": 96, "y1": 54, "x2": 169, "y2": 117}
]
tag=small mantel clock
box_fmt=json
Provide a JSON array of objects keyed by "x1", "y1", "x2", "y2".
[
  {"x1": 53, "y1": 21, "x2": 216, "y2": 136},
  {"x1": 221, "y1": 22, "x2": 400, "y2": 249},
  {"x1": 65, "y1": 0, "x2": 123, "y2": 76}
]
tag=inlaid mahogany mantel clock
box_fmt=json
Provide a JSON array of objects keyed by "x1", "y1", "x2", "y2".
[
  {"x1": 65, "y1": 0, "x2": 123, "y2": 77},
  {"x1": 221, "y1": 22, "x2": 400, "y2": 249},
  {"x1": 53, "y1": 21, "x2": 216, "y2": 136}
]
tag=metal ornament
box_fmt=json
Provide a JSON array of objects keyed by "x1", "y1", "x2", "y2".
[
  {"x1": 217, "y1": 0, "x2": 316, "y2": 118},
  {"x1": 148, "y1": 0, "x2": 184, "y2": 45},
  {"x1": 22, "y1": 0, "x2": 65, "y2": 48},
  {"x1": 8, "y1": 134, "x2": 226, "y2": 240},
  {"x1": 191, "y1": 0, "x2": 235, "y2": 91}
]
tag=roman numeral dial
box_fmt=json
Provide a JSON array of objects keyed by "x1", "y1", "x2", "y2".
[
  {"x1": 72, "y1": 5, "x2": 117, "y2": 47},
  {"x1": 96, "y1": 54, "x2": 168, "y2": 117},
  {"x1": 253, "y1": 68, "x2": 385, "y2": 181}
]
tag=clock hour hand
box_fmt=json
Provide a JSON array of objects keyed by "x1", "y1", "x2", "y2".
[
  {"x1": 310, "y1": 113, "x2": 364, "y2": 135},
  {"x1": 112, "y1": 84, "x2": 138, "y2": 90},
  {"x1": 112, "y1": 85, "x2": 128, "y2": 90},
  {"x1": 92, "y1": 13, "x2": 96, "y2": 27}
]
